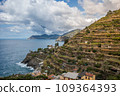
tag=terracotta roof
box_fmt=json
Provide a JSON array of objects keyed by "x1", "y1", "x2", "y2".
[
  {"x1": 78, "y1": 72, "x2": 94, "y2": 77},
  {"x1": 73, "y1": 69, "x2": 78, "y2": 71},
  {"x1": 48, "y1": 74, "x2": 55, "y2": 79},
  {"x1": 85, "y1": 72, "x2": 93, "y2": 77}
]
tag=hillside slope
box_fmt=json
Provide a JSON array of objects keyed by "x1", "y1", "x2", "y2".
[
  {"x1": 56, "y1": 29, "x2": 80, "y2": 41},
  {"x1": 41, "y1": 9, "x2": 120, "y2": 80}
]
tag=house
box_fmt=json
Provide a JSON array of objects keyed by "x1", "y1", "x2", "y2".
[
  {"x1": 47, "y1": 45, "x2": 54, "y2": 49},
  {"x1": 61, "y1": 72, "x2": 79, "y2": 80},
  {"x1": 78, "y1": 72, "x2": 95, "y2": 80},
  {"x1": 31, "y1": 71, "x2": 41, "y2": 77},
  {"x1": 72, "y1": 68, "x2": 78, "y2": 73},
  {"x1": 48, "y1": 74, "x2": 56, "y2": 80}
]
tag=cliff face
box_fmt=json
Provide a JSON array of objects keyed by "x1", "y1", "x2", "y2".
[
  {"x1": 22, "y1": 48, "x2": 55, "y2": 69},
  {"x1": 56, "y1": 29, "x2": 80, "y2": 41},
  {"x1": 41, "y1": 9, "x2": 120, "y2": 79}
]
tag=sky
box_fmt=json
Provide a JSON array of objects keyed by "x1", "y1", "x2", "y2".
[{"x1": 0, "y1": 0, "x2": 120, "y2": 39}]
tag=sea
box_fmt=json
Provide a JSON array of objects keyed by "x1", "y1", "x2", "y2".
[{"x1": 0, "y1": 39, "x2": 64, "y2": 77}]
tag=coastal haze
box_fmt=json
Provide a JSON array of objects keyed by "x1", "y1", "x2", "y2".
[{"x1": 0, "y1": 39, "x2": 64, "y2": 77}]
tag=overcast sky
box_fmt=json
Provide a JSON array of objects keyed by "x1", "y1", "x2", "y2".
[{"x1": 0, "y1": 0, "x2": 120, "y2": 39}]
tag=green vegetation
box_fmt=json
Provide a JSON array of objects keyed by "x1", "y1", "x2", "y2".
[
  {"x1": 86, "y1": 29, "x2": 90, "y2": 34},
  {"x1": 112, "y1": 37, "x2": 120, "y2": 40},
  {"x1": 86, "y1": 67, "x2": 94, "y2": 72},
  {"x1": 20, "y1": 9, "x2": 120, "y2": 80},
  {"x1": 64, "y1": 39, "x2": 69, "y2": 44},
  {"x1": 94, "y1": 64, "x2": 101, "y2": 68},
  {"x1": 55, "y1": 42, "x2": 59, "y2": 47},
  {"x1": 0, "y1": 74, "x2": 48, "y2": 80}
]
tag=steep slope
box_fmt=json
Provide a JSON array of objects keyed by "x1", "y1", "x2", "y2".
[
  {"x1": 56, "y1": 29, "x2": 80, "y2": 41},
  {"x1": 41, "y1": 9, "x2": 120, "y2": 79}
]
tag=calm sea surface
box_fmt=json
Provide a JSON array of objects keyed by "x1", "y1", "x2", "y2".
[{"x1": 0, "y1": 39, "x2": 64, "y2": 77}]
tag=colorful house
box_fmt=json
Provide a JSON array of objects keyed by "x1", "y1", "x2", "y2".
[
  {"x1": 78, "y1": 72, "x2": 95, "y2": 80},
  {"x1": 48, "y1": 74, "x2": 55, "y2": 80},
  {"x1": 31, "y1": 71, "x2": 41, "y2": 77}
]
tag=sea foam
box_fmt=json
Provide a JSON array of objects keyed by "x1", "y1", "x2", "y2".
[{"x1": 16, "y1": 62, "x2": 34, "y2": 70}]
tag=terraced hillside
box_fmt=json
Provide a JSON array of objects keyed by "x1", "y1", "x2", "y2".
[{"x1": 41, "y1": 9, "x2": 120, "y2": 80}]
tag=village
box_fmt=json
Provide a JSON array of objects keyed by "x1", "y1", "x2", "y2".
[
  {"x1": 30, "y1": 44, "x2": 96, "y2": 80},
  {"x1": 31, "y1": 69, "x2": 95, "y2": 80}
]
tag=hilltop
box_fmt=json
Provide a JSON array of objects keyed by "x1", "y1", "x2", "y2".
[{"x1": 56, "y1": 29, "x2": 80, "y2": 41}]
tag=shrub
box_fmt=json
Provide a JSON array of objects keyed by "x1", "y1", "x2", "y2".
[
  {"x1": 86, "y1": 29, "x2": 90, "y2": 33},
  {"x1": 112, "y1": 37, "x2": 120, "y2": 40},
  {"x1": 77, "y1": 55, "x2": 82, "y2": 59},
  {"x1": 31, "y1": 54, "x2": 37, "y2": 57},
  {"x1": 64, "y1": 39, "x2": 69, "y2": 44},
  {"x1": 107, "y1": 76, "x2": 118, "y2": 80},
  {"x1": 98, "y1": 44, "x2": 101, "y2": 48},
  {"x1": 37, "y1": 48, "x2": 42, "y2": 52},
  {"x1": 108, "y1": 52, "x2": 120, "y2": 56},
  {"x1": 88, "y1": 49, "x2": 91, "y2": 52},
  {"x1": 94, "y1": 64, "x2": 101, "y2": 68},
  {"x1": 55, "y1": 42, "x2": 59, "y2": 47},
  {"x1": 86, "y1": 67, "x2": 93, "y2": 72},
  {"x1": 92, "y1": 49, "x2": 97, "y2": 53},
  {"x1": 79, "y1": 47, "x2": 83, "y2": 51}
]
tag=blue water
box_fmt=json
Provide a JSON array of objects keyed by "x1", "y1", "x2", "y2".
[{"x1": 0, "y1": 39, "x2": 64, "y2": 77}]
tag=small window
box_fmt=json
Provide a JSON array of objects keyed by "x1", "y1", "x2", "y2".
[
  {"x1": 85, "y1": 77, "x2": 87, "y2": 79},
  {"x1": 88, "y1": 77, "x2": 90, "y2": 80}
]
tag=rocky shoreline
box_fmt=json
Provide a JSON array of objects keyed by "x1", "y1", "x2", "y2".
[{"x1": 21, "y1": 47, "x2": 55, "y2": 71}]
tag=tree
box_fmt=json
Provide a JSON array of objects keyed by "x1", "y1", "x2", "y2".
[
  {"x1": 64, "y1": 39, "x2": 69, "y2": 44},
  {"x1": 107, "y1": 10, "x2": 113, "y2": 15},
  {"x1": 86, "y1": 29, "x2": 90, "y2": 33},
  {"x1": 55, "y1": 42, "x2": 59, "y2": 47}
]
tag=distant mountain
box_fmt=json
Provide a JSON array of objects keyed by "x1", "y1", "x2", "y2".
[
  {"x1": 56, "y1": 29, "x2": 80, "y2": 41},
  {"x1": 28, "y1": 34, "x2": 60, "y2": 39}
]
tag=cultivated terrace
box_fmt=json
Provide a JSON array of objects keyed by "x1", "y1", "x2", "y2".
[{"x1": 41, "y1": 9, "x2": 120, "y2": 80}]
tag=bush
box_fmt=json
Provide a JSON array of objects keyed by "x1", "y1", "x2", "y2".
[
  {"x1": 86, "y1": 29, "x2": 90, "y2": 33},
  {"x1": 108, "y1": 52, "x2": 120, "y2": 56},
  {"x1": 92, "y1": 49, "x2": 97, "y2": 53},
  {"x1": 107, "y1": 76, "x2": 118, "y2": 80},
  {"x1": 86, "y1": 67, "x2": 93, "y2": 72},
  {"x1": 31, "y1": 54, "x2": 37, "y2": 57},
  {"x1": 37, "y1": 48, "x2": 42, "y2": 52},
  {"x1": 112, "y1": 37, "x2": 120, "y2": 40},
  {"x1": 55, "y1": 42, "x2": 59, "y2": 47},
  {"x1": 88, "y1": 49, "x2": 91, "y2": 52},
  {"x1": 64, "y1": 39, "x2": 69, "y2": 44},
  {"x1": 98, "y1": 44, "x2": 101, "y2": 47},
  {"x1": 58, "y1": 59, "x2": 63, "y2": 63},
  {"x1": 94, "y1": 64, "x2": 101, "y2": 68},
  {"x1": 77, "y1": 55, "x2": 82, "y2": 59},
  {"x1": 79, "y1": 47, "x2": 83, "y2": 51}
]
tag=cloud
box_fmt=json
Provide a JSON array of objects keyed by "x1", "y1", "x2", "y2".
[
  {"x1": 78, "y1": 0, "x2": 120, "y2": 16},
  {"x1": 0, "y1": 0, "x2": 95, "y2": 35},
  {"x1": 1, "y1": 0, "x2": 120, "y2": 36}
]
